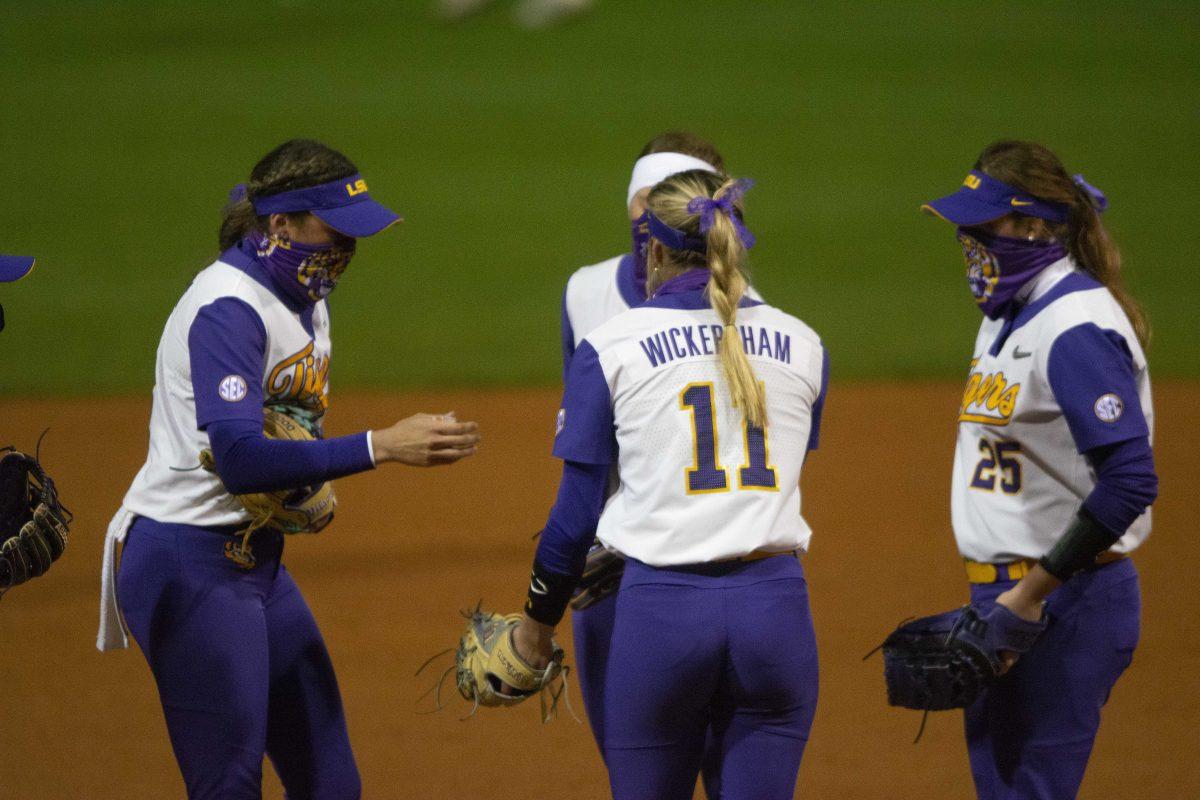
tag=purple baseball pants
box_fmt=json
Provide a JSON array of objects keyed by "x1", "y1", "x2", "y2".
[
  {"x1": 965, "y1": 558, "x2": 1140, "y2": 799},
  {"x1": 601, "y1": 554, "x2": 819, "y2": 800},
  {"x1": 117, "y1": 517, "x2": 361, "y2": 800}
]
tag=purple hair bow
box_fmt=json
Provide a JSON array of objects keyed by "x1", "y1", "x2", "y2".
[
  {"x1": 228, "y1": 182, "x2": 248, "y2": 204},
  {"x1": 1072, "y1": 174, "x2": 1108, "y2": 213},
  {"x1": 686, "y1": 178, "x2": 756, "y2": 249}
]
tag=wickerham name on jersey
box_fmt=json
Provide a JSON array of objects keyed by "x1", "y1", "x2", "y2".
[{"x1": 639, "y1": 324, "x2": 792, "y2": 368}]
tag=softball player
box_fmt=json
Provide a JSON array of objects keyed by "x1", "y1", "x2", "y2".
[
  {"x1": 562, "y1": 134, "x2": 765, "y2": 785},
  {"x1": 518, "y1": 169, "x2": 829, "y2": 799},
  {"x1": 923, "y1": 140, "x2": 1157, "y2": 799},
  {"x1": 97, "y1": 139, "x2": 479, "y2": 799},
  {"x1": 0, "y1": 254, "x2": 35, "y2": 332}
]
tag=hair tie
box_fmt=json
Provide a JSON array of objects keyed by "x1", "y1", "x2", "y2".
[
  {"x1": 1072, "y1": 174, "x2": 1108, "y2": 213},
  {"x1": 228, "y1": 182, "x2": 248, "y2": 204},
  {"x1": 686, "y1": 178, "x2": 757, "y2": 249}
]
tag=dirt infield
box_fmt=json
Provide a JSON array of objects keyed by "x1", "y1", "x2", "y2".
[{"x1": 1, "y1": 383, "x2": 1196, "y2": 799}]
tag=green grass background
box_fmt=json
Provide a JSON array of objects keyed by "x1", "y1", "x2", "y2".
[{"x1": 1, "y1": 1, "x2": 1196, "y2": 395}]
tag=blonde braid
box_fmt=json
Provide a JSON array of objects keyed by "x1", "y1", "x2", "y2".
[{"x1": 647, "y1": 172, "x2": 765, "y2": 427}]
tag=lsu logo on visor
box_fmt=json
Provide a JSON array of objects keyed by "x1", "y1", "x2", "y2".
[
  {"x1": 959, "y1": 364, "x2": 1021, "y2": 426},
  {"x1": 963, "y1": 174, "x2": 981, "y2": 190},
  {"x1": 346, "y1": 178, "x2": 368, "y2": 196},
  {"x1": 959, "y1": 231, "x2": 999, "y2": 304}
]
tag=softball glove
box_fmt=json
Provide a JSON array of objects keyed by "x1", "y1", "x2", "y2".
[
  {"x1": 873, "y1": 604, "x2": 1046, "y2": 713},
  {"x1": 0, "y1": 446, "x2": 71, "y2": 593}
]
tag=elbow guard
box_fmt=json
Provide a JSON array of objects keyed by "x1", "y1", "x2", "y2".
[{"x1": 1038, "y1": 508, "x2": 1122, "y2": 582}]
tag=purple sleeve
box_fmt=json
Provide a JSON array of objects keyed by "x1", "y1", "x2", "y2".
[
  {"x1": 1081, "y1": 436, "x2": 1158, "y2": 535},
  {"x1": 561, "y1": 286, "x2": 576, "y2": 382},
  {"x1": 206, "y1": 418, "x2": 375, "y2": 495},
  {"x1": 532, "y1": 460, "x2": 609, "y2": 577},
  {"x1": 807, "y1": 345, "x2": 830, "y2": 451},
  {"x1": 551, "y1": 341, "x2": 616, "y2": 465},
  {"x1": 189, "y1": 298, "x2": 267, "y2": 428},
  {"x1": 1047, "y1": 323, "x2": 1149, "y2": 452}
]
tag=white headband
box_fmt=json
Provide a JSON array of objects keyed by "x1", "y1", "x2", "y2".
[{"x1": 626, "y1": 152, "x2": 720, "y2": 208}]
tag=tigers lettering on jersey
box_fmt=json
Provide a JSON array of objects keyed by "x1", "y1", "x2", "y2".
[
  {"x1": 639, "y1": 324, "x2": 791, "y2": 368},
  {"x1": 267, "y1": 341, "x2": 330, "y2": 411},
  {"x1": 959, "y1": 359, "x2": 1022, "y2": 425}
]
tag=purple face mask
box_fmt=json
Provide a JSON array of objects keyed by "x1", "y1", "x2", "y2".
[
  {"x1": 252, "y1": 232, "x2": 355, "y2": 304},
  {"x1": 631, "y1": 211, "x2": 650, "y2": 299},
  {"x1": 957, "y1": 227, "x2": 1067, "y2": 319}
]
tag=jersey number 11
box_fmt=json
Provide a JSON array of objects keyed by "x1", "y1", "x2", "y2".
[{"x1": 680, "y1": 382, "x2": 778, "y2": 494}]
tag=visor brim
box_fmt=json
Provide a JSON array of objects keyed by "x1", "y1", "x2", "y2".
[
  {"x1": 314, "y1": 200, "x2": 403, "y2": 238},
  {"x1": 921, "y1": 191, "x2": 1011, "y2": 226},
  {"x1": 0, "y1": 256, "x2": 35, "y2": 283}
]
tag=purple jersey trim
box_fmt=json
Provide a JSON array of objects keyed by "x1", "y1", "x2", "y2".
[
  {"x1": 1009, "y1": 272, "x2": 1101, "y2": 335},
  {"x1": 642, "y1": 268, "x2": 764, "y2": 312},
  {"x1": 220, "y1": 242, "x2": 317, "y2": 330},
  {"x1": 1047, "y1": 323, "x2": 1149, "y2": 453},
  {"x1": 1081, "y1": 437, "x2": 1157, "y2": 536},
  {"x1": 988, "y1": 272, "x2": 1101, "y2": 356},
  {"x1": 807, "y1": 345, "x2": 830, "y2": 451},
  {"x1": 552, "y1": 340, "x2": 617, "y2": 466},
  {"x1": 190, "y1": 298, "x2": 268, "y2": 429},
  {"x1": 560, "y1": 286, "x2": 576, "y2": 381},
  {"x1": 615, "y1": 253, "x2": 643, "y2": 309},
  {"x1": 533, "y1": 460, "x2": 610, "y2": 577},
  {"x1": 206, "y1": 417, "x2": 374, "y2": 495}
]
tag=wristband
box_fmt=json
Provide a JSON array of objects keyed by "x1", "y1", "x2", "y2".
[
  {"x1": 1038, "y1": 508, "x2": 1121, "y2": 582},
  {"x1": 523, "y1": 559, "x2": 577, "y2": 627}
]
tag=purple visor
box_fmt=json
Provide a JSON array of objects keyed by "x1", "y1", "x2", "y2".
[
  {"x1": 922, "y1": 170, "x2": 1069, "y2": 226},
  {"x1": 0, "y1": 255, "x2": 35, "y2": 283},
  {"x1": 252, "y1": 173, "x2": 401, "y2": 238}
]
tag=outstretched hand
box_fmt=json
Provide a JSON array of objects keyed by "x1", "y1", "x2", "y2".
[{"x1": 371, "y1": 412, "x2": 480, "y2": 466}]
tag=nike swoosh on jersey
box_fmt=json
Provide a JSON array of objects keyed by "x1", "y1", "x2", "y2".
[{"x1": 1013, "y1": 347, "x2": 1033, "y2": 358}]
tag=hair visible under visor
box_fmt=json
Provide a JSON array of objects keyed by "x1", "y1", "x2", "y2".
[
  {"x1": 975, "y1": 140, "x2": 1148, "y2": 347},
  {"x1": 218, "y1": 139, "x2": 358, "y2": 250}
]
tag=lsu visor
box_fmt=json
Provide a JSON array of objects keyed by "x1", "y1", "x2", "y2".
[
  {"x1": 922, "y1": 170, "x2": 1069, "y2": 226},
  {"x1": 0, "y1": 255, "x2": 35, "y2": 283},
  {"x1": 252, "y1": 173, "x2": 401, "y2": 238}
]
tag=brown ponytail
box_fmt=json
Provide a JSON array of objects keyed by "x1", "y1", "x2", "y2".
[
  {"x1": 976, "y1": 140, "x2": 1149, "y2": 347},
  {"x1": 646, "y1": 171, "x2": 766, "y2": 427},
  {"x1": 218, "y1": 139, "x2": 359, "y2": 250}
]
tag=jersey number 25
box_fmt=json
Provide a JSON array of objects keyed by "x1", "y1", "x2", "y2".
[
  {"x1": 969, "y1": 436, "x2": 1023, "y2": 494},
  {"x1": 680, "y1": 382, "x2": 778, "y2": 494}
]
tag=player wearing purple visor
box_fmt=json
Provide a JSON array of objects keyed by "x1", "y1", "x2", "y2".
[
  {"x1": 100, "y1": 139, "x2": 479, "y2": 799},
  {"x1": 923, "y1": 140, "x2": 1156, "y2": 799},
  {"x1": 0, "y1": 254, "x2": 35, "y2": 332},
  {"x1": 0, "y1": 255, "x2": 34, "y2": 282}
]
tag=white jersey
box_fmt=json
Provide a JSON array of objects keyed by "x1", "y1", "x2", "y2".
[
  {"x1": 553, "y1": 278, "x2": 827, "y2": 566},
  {"x1": 952, "y1": 258, "x2": 1153, "y2": 562},
  {"x1": 122, "y1": 258, "x2": 331, "y2": 528}
]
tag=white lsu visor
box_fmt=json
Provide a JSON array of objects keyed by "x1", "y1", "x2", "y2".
[{"x1": 627, "y1": 152, "x2": 721, "y2": 208}]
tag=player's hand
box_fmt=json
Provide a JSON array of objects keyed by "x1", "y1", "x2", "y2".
[
  {"x1": 994, "y1": 585, "x2": 1048, "y2": 675},
  {"x1": 502, "y1": 615, "x2": 556, "y2": 695},
  {"x1": 371, "y1": 412, "x2": 480, "y2": 466}
]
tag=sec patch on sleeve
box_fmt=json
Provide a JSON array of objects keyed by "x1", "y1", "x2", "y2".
[
  {"x1": 1093, "y1": 393, "x2": 1124, "y2": 423},
  {"x1": 218, "y1": 374, "x2": 249, "y2": 403}
]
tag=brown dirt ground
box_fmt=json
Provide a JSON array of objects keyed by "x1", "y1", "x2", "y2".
[{"x1": 1, "y1": 382, "x2": 1196, "y2": 799}]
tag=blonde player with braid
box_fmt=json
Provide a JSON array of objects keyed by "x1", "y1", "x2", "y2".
[{"x1": 508, "y1": 171, "x2": 829, "y2": 799}]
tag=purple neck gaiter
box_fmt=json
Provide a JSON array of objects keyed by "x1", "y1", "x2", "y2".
[
  {"x1": 957, "y1": 228, "x2": 1067, "y2": 319},
  {"x1": 248, "y1": 232, "x2": 355, "y2": 306},
  {"x1": 631, "y1": 211, "x2": 651, "y2": 299}
]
